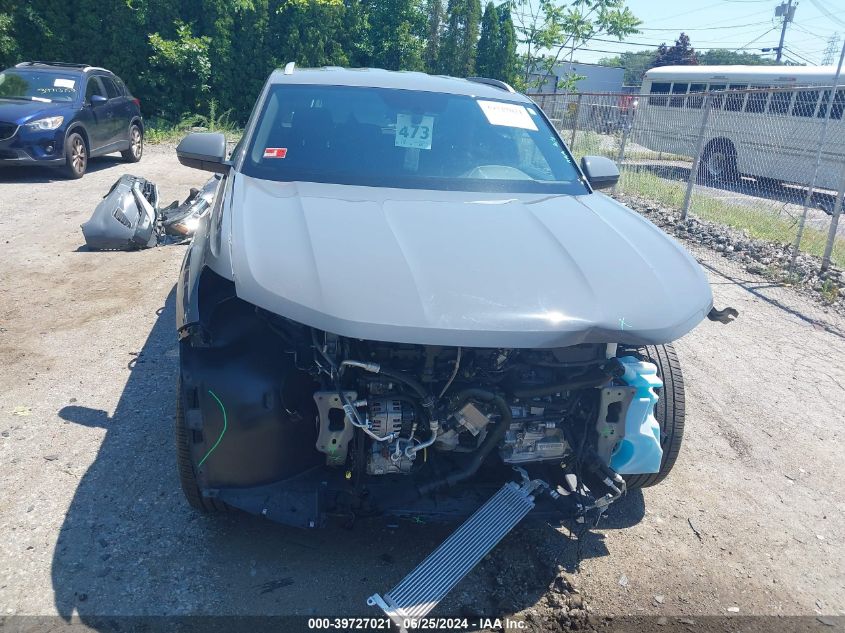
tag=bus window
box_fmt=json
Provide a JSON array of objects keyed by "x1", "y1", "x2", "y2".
[
  {"x1": 769, "y1": 90, "x2": 791, "y2": 114},
  {"x1": 818, "y1": 88, "x2": 845, "y2": 120},
  {"x1": 834, "y1": 89, "x2": 845, "y2": 119},
  {"x1": 687, "y1": 83, "x2": 706, "y2": 108},
  {"x1": 649, "y1": 82, "x2": 670, "y2": 106},
  {"x1": 709, "y1": 84, "x2": 726, "y2": 109},
  {"x1": 724, "y1": 85, "x2": 747, "y2": 112},
  {"x1": 744, "y1": 86, "x2": 769, "y2": 114},
  {"x1": 669, "y1": 82, "x2": 688, "y2": 107},
  {"x1": 792, "y1": 90, "x2": 819, "y2": 117}
]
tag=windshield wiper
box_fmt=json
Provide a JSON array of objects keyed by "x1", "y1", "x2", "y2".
[{"x1": 0, "y1": 95, "x2": 52, "y2": 103}]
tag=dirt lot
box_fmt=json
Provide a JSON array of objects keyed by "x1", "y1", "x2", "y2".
[{"x1": 1, "y1": 145, "x2": 843, "y2": 628}]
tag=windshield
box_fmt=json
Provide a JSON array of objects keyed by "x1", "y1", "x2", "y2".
[
  {"x1": 0, "y1": 70, "x2": 79, "y2": 103},
  {"x1": 242, "y1": 84, "x2": 588, "y2": 194}
]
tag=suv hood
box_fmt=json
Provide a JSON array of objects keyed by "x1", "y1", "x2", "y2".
[
  {"x1": 227, "y1": 174, "x2": 713, "y2": 348},
  {"x1": 0, "y1": 98, "x2": 66, "y2": 124}
]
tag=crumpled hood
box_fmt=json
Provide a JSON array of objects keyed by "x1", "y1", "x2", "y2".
[{"x1": 227, "y1": 174, "x2": 713, "y2": 348}]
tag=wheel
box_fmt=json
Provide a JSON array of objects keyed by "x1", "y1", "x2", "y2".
[
  {"x1": 698, "y1": 139, "x2": 738, "y2": 184},
  {"x1": 619, "y1": 343, "x2": 685, "y2": 489},
  {"x1": 175, "y1": 377, "x2": 229, "y2": 513},
  {"x1": 121, "y1": 123, "x2": 143, "y2": 162},
  {"x1": 63, "y1": 132, "x2": 87, "y2": 179}
]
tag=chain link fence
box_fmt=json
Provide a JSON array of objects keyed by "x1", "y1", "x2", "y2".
[{"x1": 534, "y1": 88, "x2": 845, "y2": 331}]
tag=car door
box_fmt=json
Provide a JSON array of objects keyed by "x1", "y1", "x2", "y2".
[
  {"x1": 99, "y1": 76, "x2": 127, "y2": 146},
  {"x1": 82, "y1": 76, "x2": 110, "y2": 151}
]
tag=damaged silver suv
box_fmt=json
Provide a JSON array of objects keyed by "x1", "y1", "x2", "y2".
[{"x1": 174, "y1": 65, "x2": 714, "y2": 622}]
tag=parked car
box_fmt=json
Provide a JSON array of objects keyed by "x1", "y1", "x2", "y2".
[
  {"x1": 0, "y1": 61, "x2": 143, "y2": 178},
  {"x1": 173, "y1": 65, "x2": 715, "y2": 622}
]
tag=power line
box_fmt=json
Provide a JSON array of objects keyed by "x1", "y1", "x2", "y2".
[
  {"x1": 807, "y1": 0, "x2": 845, "y2": 28},
  {"x1": 736, "y1": 26, "x2": 779, "y2": 52},
  {"x1": 638, "y1": 21, "x2": 774, "y2": 33},
  {"x1": 588, "y1": 33, "x2": 775, "y2": 48},
  {"x1": 642, "y1": 2, "x2": 726, "y2": 25},
  {"x1": 785, "y1": 46, "x2": 818, "y2": 64}
]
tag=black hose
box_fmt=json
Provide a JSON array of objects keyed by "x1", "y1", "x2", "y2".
[
  {"x1": 510, "y1": 358, "x2": 624, "y2": 399},
  {"x1": 378, "y1": 367, "x2": 432, "y2": 406},
  {"x1": 418, "y1": 388, "x2": 512, "y2": 496}
]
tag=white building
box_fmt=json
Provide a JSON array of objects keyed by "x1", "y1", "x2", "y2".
[{"x1": 527, "y1": 61, "x2": 625, "y2": 94}]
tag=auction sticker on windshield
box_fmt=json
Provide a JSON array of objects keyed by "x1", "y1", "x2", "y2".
[
  {"x1": 477, "y1": 100, "x2": 537, "y2": 131},
  {"x1": 395, "y1": 114, "x2": 434, "y2": 150}
]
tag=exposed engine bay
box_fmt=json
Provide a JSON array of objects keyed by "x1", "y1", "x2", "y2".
[
  {"x1": 312, "y1": 334, "x2": 621, "y2": 480},
  {"x1": 251, "y1": 311, "x2": 663, "y2": 514},
  {"x1": 176, "y1": 266, "x2": 686, "y2": 539}
]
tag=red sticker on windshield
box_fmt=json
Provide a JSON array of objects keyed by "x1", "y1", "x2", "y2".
[{"x1": 263, "y1": 147, "x2": 287, "y2": 159}]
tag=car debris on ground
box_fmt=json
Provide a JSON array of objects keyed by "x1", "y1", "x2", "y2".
[{"x1": 81, "y1": 174, "x2": 219, "y2": 251}]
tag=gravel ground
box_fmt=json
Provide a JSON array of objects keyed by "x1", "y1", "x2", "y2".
[{"x1": 1, "y1": 145, "x2": 843, "y2": 628}]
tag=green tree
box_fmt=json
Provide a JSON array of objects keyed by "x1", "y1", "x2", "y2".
[
  {"x1": 653, "y1": 32, "x2": 698, "y2": 67},
  {"x1": 698, "y1": 49, "x2": 773, "y2": 66},
  {"x1": 440, "y1": 0, "x2": 481, "y2": 76},
  {"x1": 424, "y1": 0, "x2": 444, "y2": 72},
  {"x1": 342, "y1": 0, "x2": 373, "y2": 67},
  {"x1": 510, "y1": 0, "x2": 640, "y2": 90},
  {"x1": 268, "y1": 0, "x2": 350, "y2": 69},
  {"x1": 476, "y1": 2, "x2": 499, "y2": 77},
  {"x1": 225, "y1": 0, "x2": 273, "y2": 119},
  {"x1": 597, "y1": 49, "x2": 655, "y2": 85},
  {"x1": 144, "y1": 21, "x2": 212, "y2": 119},
  {"x1": 368, "y1": 0, "x2": 426, "y2": 71},
  {"x1": 494, "y1": 4, "x2": 518, "y2": 85},
  {"x1": 8, "y1": 0, "x2": 70, "y2": 63},
  {"x1": 0, "y1": 11, "x2": 18, "y2": 67}
]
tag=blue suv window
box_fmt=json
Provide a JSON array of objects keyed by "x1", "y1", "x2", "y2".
[
  {"x1": 100, "y1": 76, "x2": 120, "y2": 99},
  {"x1": 0, "y1": 69, "x2": 79, "y2": 103},
  {"x1": 85, "y1": 77, "x2": 105, "y2": 102}
]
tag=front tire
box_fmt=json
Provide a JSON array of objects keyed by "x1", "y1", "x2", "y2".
[
  {"x1": 175, "y1": 378, "x2": 229, "y2": 513},
  {"x1": 63, "y1": 132, "x2": 87, "y2": 179},
  {"x1": 121, "y1": 123, "x2": 143, "y2": 163},
  {"x1": 620, "y1": 343, "x2": 686, "y2": 489},
  {"x1": 698, "y1": 139, "x2": 738, "y2": 184}
]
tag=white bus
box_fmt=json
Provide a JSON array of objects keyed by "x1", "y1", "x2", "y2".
[{"x1": 637, "y1": 65, "x2": 845, "y2": 190}]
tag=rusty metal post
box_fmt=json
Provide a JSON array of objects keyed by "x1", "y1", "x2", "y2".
[
  {"x1": 681, "y1": 92, "x2": 713, "y2": 220},
  {"x1": 821, "y1": 162, "x2": 845, "y2": 272},
  {"x1": 611, "y1": 96, "x2": 638, "y2": 195},
  {"x1": 790, "y1": 40, "x2": 845, "y2": 272},
  {"x1": 569, "y1": 93, "x2": 583, "y2": 151}
]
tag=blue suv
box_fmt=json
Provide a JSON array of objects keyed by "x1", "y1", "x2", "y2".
[{"x1": 0, "y1": 61, "x2": 143, "y2": 178}]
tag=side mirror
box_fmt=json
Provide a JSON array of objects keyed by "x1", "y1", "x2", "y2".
[
  {"x1": 580, "y1": 155, "x2": 619, "y2": 190},
  {"x1": 176, "y1": 132, "x2": 230, "y2": 173},
  {"x1": 90, "y1": 94, "x2": 107, "y2": 105}
]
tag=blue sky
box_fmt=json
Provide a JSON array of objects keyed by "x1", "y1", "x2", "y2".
[{"x1": 572, "y1": 0, "x2": 845, "y2": 66}]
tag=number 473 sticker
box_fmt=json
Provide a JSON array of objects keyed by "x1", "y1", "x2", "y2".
[{"x1": 395, "y1": 114, "x2": 434, "y2": 150}]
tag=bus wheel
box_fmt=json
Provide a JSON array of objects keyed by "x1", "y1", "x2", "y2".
[{"x1": 699, "y1": 139, "x2": 738, "y2": 184}]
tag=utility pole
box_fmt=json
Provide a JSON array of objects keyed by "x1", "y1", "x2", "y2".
[{"x1": 774, "y1": 0, "x2": 796, "y2": 63}]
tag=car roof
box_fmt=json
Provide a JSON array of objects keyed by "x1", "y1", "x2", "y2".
[
  {"x1": 12, "y1": 62, "x2": 109, "y2": 74},
  {"x1": 267, "y1": 66, "x2": 530, "y2": 102}
]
